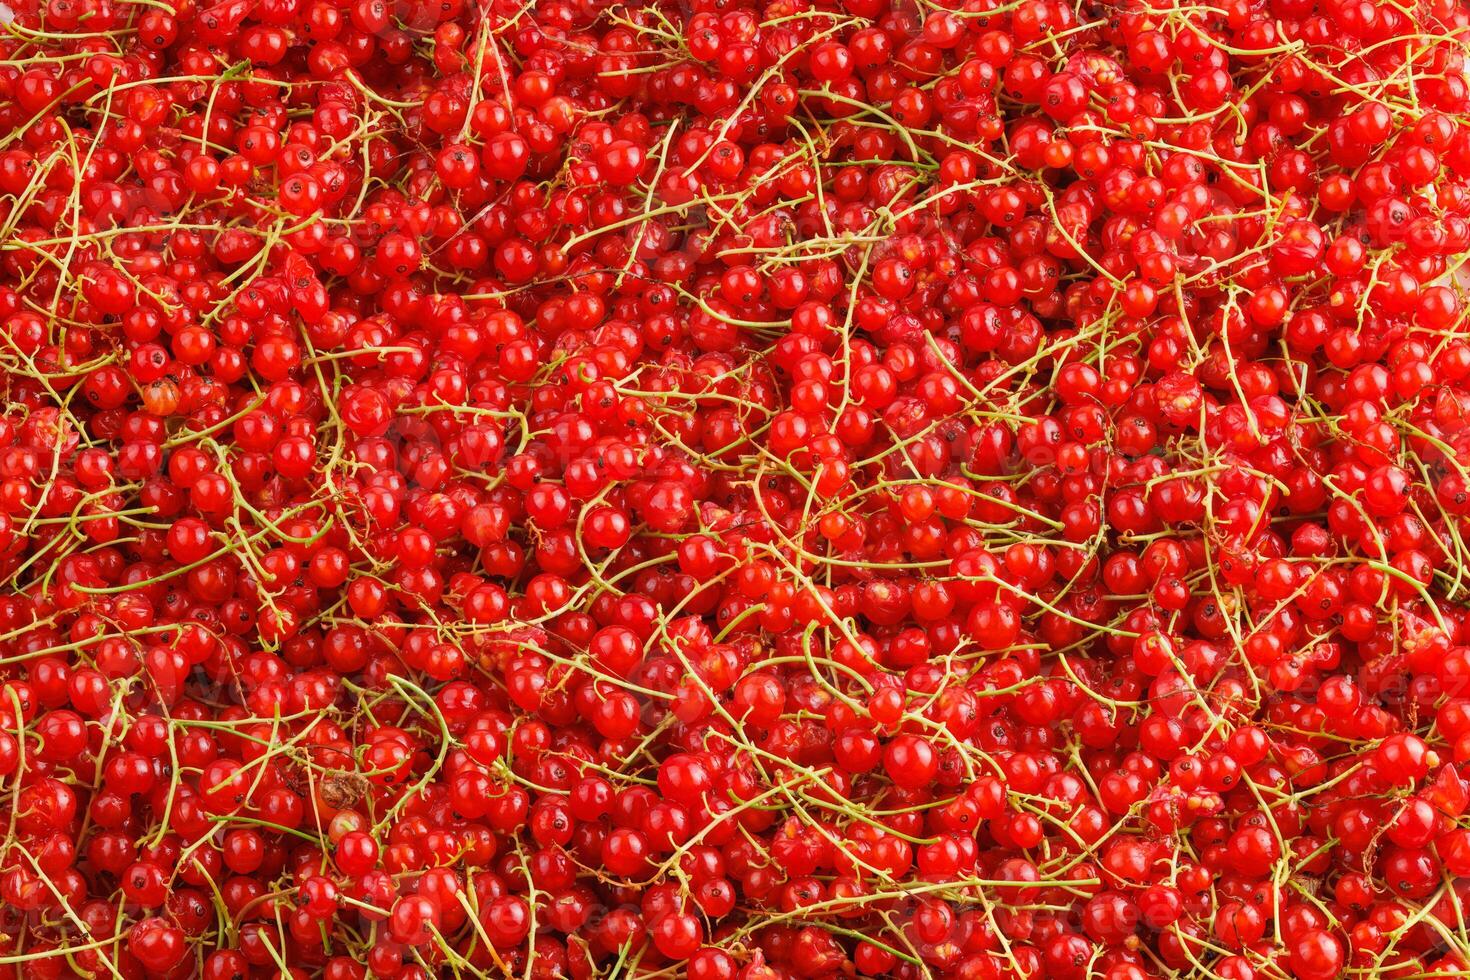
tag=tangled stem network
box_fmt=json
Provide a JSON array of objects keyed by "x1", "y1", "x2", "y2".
[{"x1": 2, "y1": 0, "x2": 1470, "y2": 977}]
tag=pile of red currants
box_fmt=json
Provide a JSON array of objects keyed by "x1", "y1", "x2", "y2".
[{"x1": 1, "y1": 0, "x2": 1470, "y2": 976}]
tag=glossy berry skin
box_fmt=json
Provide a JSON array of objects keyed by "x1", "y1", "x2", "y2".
[{"x1": 1, "y1": 0, "x2": 1468, "y2": 977}]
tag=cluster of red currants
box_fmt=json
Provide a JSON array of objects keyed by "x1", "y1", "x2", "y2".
[{"x1": 1, "y1": 0, "x2": 1470, "y2": 977}]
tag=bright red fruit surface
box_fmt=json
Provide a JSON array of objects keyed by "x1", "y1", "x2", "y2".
[{"x1": 1, "y1": 0, "x2": 1470, "y2": 977}]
